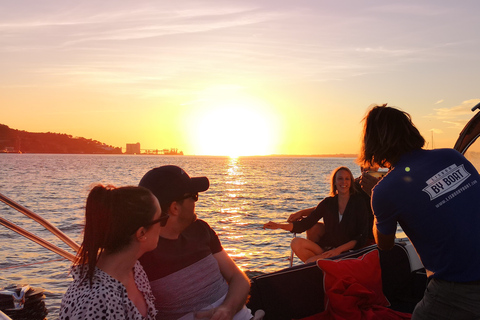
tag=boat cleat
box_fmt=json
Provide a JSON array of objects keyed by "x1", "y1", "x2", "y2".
[{"x1": 0, "y1": 285, "x2": 30, "y2": 310}]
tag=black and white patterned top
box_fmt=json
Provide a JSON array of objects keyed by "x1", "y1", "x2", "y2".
[{"x1": 59, "y1": 261, "x2": 157, "y2": 320}]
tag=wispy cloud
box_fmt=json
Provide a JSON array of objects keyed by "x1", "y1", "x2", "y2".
[
  {"x1": 430, "y1": 128, "x2": 444, "y2": 134},
  {"x1": 354, "y1": 47, "x2": 415, "y2": 57},
  {"x1": 367, "y1": 3, "x2": 449, "y2": 16},
  {"x1": 431, "y1": 99, "x2": 480, "y2": 128},
  {"x1": 434, "y1": 99, "x2": 480, "y2": 118},
  {"x1": 2, "y1": 1, "x2": 480, "y2": 100},
  {"x1": 0, "y1": 3, "x2": 274, "y2": 46}
]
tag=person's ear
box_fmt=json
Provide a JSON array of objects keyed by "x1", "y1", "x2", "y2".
[
  {"x1": 135, "y1": 227, "x2": 148, "y2": 242},
  {"x1": 168, "y1": 201, "x2": 180, "y2": 217}
]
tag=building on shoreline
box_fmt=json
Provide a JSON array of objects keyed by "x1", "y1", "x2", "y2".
[{"x1": 126, "y1": 143, "x2": 141, "y2": 154}]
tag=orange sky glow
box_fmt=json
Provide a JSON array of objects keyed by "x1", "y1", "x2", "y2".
[{"x1": 1, "y1": 1, "x2": 480, "y2": 156}]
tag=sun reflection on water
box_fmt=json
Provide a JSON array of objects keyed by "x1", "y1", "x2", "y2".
[{"x1": 220, "y1": 207, "x2": 240, "y2": 214}]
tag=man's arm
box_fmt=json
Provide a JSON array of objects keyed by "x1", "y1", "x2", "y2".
[
  {"x1": 359, "y1": 171, "x2": 381, "y2": 197},
  {"x1": 210, "y1": 250, "x2": 250, "y2": 320},
  {"x1": 373, "y1": 216, "x2": 395, "y2": 250}
]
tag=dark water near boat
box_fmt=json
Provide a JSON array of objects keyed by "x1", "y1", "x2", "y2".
[{"x1": 0, "y1": 154, "x2": 362, "y2": 318}]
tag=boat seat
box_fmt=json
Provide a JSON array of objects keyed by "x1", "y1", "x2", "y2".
[{"x1": 247, "y1": 243, "x2": 427, "y2": 320}]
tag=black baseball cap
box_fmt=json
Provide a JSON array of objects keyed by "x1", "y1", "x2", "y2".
[{"x1": 139, "y1": 165, "x2": 209, "y2": 206}]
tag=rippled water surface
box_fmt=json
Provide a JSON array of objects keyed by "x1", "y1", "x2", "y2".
[{"x1": 0, "y1": 154, "x2": 360, "y2": 318}]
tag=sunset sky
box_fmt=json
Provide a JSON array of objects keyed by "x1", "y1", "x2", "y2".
[{"x1": 1, "y1": 1, "x2": 480, "y2": 156}]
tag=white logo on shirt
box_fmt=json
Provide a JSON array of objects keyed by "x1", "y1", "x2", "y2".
[{"x1": 422, "y1": 164, "x2": 471, "y2": 200}]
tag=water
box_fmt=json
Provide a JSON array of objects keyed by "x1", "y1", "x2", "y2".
[{"x1": 0, "y1": 154, "x2": 360, "y2": 318}]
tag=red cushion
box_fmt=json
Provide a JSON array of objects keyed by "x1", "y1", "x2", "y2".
[
  {"x1": 299, "y1": 250, "x2": 411, "y2": 320},
  {"x1": 317, "y1": 250, "x2": 390, "y2": 309}
]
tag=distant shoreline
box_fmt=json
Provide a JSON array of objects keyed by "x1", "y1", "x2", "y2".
[
  {"x1": 262, "y1": 154, "x2": 357, "y2": 158},
  {"x1": 1, "y1": 124, "x2": 357, "y2": 158},
  {"x1": 180, "y1": 154, "x2": 358, "y2": 158},
  {"x1": 0, "y1": 152, "x2": 357, "y2": 158}
]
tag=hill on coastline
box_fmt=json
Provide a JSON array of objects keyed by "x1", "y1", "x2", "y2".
[
  {"x1": 0, "y1": 123, "x2": 357, "y2": 157},
  {"x1": 0, "y1": 124, "x2": 122, "y2": 154}
]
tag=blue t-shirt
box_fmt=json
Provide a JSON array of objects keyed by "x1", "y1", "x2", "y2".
[{"x1": 372, "y1": 148, "x2": 480, "y2": 282}]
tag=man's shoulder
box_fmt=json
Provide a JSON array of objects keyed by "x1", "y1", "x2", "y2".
[
  {"x1": 404, "y1": 148, "x2": 461, "y2": 163},
  {"x1": 194, "y1": 218, "x2": 211, "y2": 227},
  {"x1": 183, "y1": 219, "x2": 220, "y2": 244},
  {"x1": 186, "y1": 219, "x2": 214, "y2": 232}
]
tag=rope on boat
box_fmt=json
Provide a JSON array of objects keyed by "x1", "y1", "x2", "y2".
[
  {"x1": 0, "y1": 258, "x2": 68, "y2": 271},
  {"x1": 0, "y1": 192, "x2": 80, "y2": 252},
  {"x1": 288, "y1": 233, "x2": 296, "y2": 268}
]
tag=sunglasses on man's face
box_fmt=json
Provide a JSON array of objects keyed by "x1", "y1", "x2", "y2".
[
  {"x1": 176, "y1": 193, "x2": 199, "y2": 202},
  {"x1": 145, "y1": 213, "x2": 170, "y2": 227}
]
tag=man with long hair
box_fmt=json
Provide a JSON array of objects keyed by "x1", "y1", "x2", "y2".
[{"x1": 359, "y1": 104, "x2": 480, "y2": 319}]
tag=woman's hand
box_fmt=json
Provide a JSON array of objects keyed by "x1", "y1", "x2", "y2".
[
  {"x1": 287, "y1": 211, "x2": 303, "y2": 223},
  {"x1": 287, "y1": 207, "x2": 315, "y2": 222},
  {"x1": 304, "y1": 248, "x2": 343, "y2": 263},
  {"x1": 263, "y1": 221, "x2": 280, "y2": 230},
  {"x1": 319, "y1": 248, "x2": 342, "y2": 259},
  {"x1": 194, "y1": 305, "x2": 233, "y2": 320}
]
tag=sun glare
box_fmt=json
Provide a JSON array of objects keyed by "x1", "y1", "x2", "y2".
[{"x1": 188, "y1": 92, "x2": 280, "y2": 157}]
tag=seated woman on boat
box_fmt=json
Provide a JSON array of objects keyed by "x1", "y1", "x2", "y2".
[
  {"x1": 263, "y1": 166, "x2": 370, "y2": 263},
  {"x1": 60, "y1": 185, "x2": 165, "y2": 320},
  {"x1": 288, "y1": 166, "x2": 382, "y2": 245}
]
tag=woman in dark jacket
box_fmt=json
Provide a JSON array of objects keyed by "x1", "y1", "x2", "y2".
[{"x1": 263, "y1": 166, "x2": 369, "y2": 263}]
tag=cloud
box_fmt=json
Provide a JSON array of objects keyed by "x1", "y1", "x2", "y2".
[
  {"x1": 435, "y1": 99, "x2": 444, "y2": 105},
  {"x1": 367, "y1": 3, "x2": 448, "y2": 16},
  {"x1": 429, "y1": 128, "x2": 444, "y2": 134},
  {"x1": 430, "y1": 99, "x2": 480, "y2": 128},
  {"x1": 354, "y1": 46, "x2": 415, "y2": 57},
  {"x1": 434, "y1": 99, "x2": 480, "y2": 118},
  {"x1": 0, "y1": 3, "x2": 274, "y2": 46},
  {"x1": 2, "y1": 0, "x2": 480, "y2": 99}
]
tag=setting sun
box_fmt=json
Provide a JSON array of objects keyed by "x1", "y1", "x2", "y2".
[{"x1": 187, "y1": 90, "x2": 281, "y2": 156}]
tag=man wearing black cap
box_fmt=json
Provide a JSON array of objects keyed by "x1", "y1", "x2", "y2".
[{"x1": 138, "y1": 165, "x2": 252, "y2": 320}]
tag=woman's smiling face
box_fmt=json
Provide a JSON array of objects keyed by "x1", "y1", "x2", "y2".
[{"x1": 335, "y1": 169, "x2": 352, "y2": 195}]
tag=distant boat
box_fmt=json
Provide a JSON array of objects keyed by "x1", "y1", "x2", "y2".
[{"x1": 0, "y1": 149, "x2": 22, "y2": 154}]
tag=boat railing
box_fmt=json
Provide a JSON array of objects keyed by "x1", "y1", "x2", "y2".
[{"x1": 0, "y1": 192, "x2": 79, "y2": 262}]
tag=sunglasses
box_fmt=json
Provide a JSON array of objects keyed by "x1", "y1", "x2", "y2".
[
  {"x1": 145, "y1": 213, "x2": 170, "y2": 227},
  {"x1": 176, "y1": 193, "x2": 199, "y2": 202}
]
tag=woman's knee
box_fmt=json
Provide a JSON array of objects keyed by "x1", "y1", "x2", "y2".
[
  {"x1": 290, "y1": 237, "x2": 301, "y2": 249},
  {"x1": 290, "y1": 237, "x2": 307, "y2": 251}
]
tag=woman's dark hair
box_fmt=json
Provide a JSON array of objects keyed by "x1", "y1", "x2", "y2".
[
  {"x1": 358, "y1": 104, "x2": 425, "y2": 168},
  {"x1": 75, "y1": 185, "x2": 157, "y2": 284},
  {"x1": 330, "y1": 166, "x2": 357, "y2": 196}
]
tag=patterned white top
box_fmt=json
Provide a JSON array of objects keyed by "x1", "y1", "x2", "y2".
[{"x1": 60, "y1": 261, "x2": 157, "y2": 320}]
